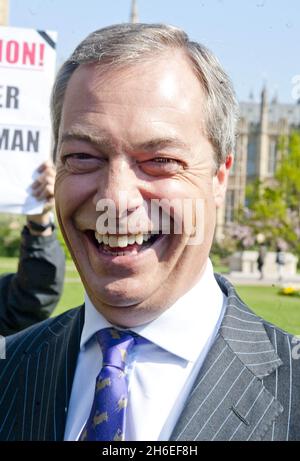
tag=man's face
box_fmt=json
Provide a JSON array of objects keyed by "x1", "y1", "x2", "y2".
[{"x1": 55, "y1": 51, "x2": 230, "y2": 327}]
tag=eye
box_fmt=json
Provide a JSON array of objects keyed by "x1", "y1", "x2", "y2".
[
  {"x1": 140, "y1": 157, "x2": 184, "y2": 176},
  {"x1": 63, "y1": 153, "x2": 106, "y2": 173}
]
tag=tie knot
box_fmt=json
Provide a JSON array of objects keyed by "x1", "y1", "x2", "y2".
[{"x1": 96, "y1": 328, "x2": 135, "y2": 371}]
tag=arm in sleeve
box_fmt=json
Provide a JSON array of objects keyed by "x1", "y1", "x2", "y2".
[{"x1": 0, "y1": 226, "x2": 66, "y2": 336}]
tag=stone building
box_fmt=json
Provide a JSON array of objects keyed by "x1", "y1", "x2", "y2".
[
  {"x1": 216, "y1": 88, "x2": 300, "y2": 240},
  {"x1": 130, "y1": 0, "x2": 139, "y2": 23}
]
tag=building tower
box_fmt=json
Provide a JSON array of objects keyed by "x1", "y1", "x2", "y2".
[
  {"x1": 257, "y1": 85, "x2": 269, "y2": 180},
  {"x1": 130, "y1": 0, "x2": 139, "y2": 23},
  {"x1": 0, "y1": 0, "x2": 9, "y2": 25}
]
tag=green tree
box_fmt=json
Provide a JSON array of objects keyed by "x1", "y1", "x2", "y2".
[
  {"x1": 244, "y1": 132, "x2": 300, "y2": 258},
  {"x1": 276, "y1": 132, "x2": 300, "y2": 224}
]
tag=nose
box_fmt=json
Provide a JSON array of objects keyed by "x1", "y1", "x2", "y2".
[{"x1": 93, "y1": 157, "x2": 144, "y2": 220}]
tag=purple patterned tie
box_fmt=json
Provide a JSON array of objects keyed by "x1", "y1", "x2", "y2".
[{"x1": 79, "y1": 328, "x2": 136, "y2": 441}]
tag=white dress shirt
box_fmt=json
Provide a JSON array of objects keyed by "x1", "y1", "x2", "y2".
[{"x1": 64, "y1": 258, "x2": 227, "y2": 441}]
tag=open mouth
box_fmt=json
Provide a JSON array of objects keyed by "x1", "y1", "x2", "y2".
[{"x1": 85, "y1": 230, "x2": 164, "y2": 257}]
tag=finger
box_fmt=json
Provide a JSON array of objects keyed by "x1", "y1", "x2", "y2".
[
  {"x1": 37, "y1": 159, "x2": 54, "y2": 173},
  {"x1": 40, "y1": 184, "x2": 55, "y2": 200},
  {"x1": 32, "y1": 172, "x2": 55, "y2": 189},
  {"x1": 31, "y1": 173, "x2": 45, "y2": 188},
  {"x1": 31, "y1": 183, "x2": 44, "y2": 195},
  {"x1": 37, "y1": 162, "x2": 47, "y2": 173},
  {"x1": 33, "y1": 190, "x2": 54, "y2": 201},
  {"x1": 36, "y1": 168, "x2": 56, "y2": 185},
  {"x1": 41, "y1": 175, "x2": 55, "y2": 187},
  {"x1": 43, "y1": 167, "x2": 56, "y2": 180},
  {"x1": 32, "y1": 183, "x2": 54, "y2": 200},
  {"x1": 42, "y1": 198, "x2": 55, "y2": 213},
  {"x1": 31, "y1": 180, "x2": 41, "y2": 189}
]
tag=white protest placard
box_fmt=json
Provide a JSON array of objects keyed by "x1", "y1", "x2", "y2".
[{"x1": 0, "y1": 26, "x2": 57, "y2": 214}]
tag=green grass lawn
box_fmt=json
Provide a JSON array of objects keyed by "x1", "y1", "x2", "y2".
[
  {"x1": 0, "y1": 257, "x2": 299, "y2": 335},
  {"x1": 0, "y1": 256, "x2": 84, "y2": 317},
  {"x1": 235, "y1": 286, "x2": 300, "y2": 335},
  {"x1": 53, "y1": 260, "x2": 84, "y2": 315},
  {"x1": 53, "y1": 282, "x2": 84, "y2": 315}
]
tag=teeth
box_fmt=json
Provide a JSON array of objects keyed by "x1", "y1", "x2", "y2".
[
  {"x1": 94, "y1": 231, "x2": 152, "y2": 248},
  {"x1": 117, "y1": 235, "x2": 128, "y2": 248},
  {"x1": 135, "y1": 233, "x2": 143, "y2": 245},
  {"x1": 128, "y1": 235, "x2": 135, "y2": 245},
  {"x1": 95, "y1": 233, "x2": 103, "y2": 244},
  {"x1": 108, "y1": 235, "x2": 118, "y2": 248}
]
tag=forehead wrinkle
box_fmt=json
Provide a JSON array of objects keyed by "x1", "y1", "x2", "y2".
[
  {"x1": 58, "y1": 128, "x2": 128, "y2": 154},
  {"x1": 134, "y1": 137, "x2": 191, "y2": 153},
  {"x1": 59, "y1": 126, "x2": 193, "y2": 155}
]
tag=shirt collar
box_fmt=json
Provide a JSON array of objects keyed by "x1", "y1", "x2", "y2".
[{"x1": 81, "y1": 258, "x2": 226, "y2": 363}]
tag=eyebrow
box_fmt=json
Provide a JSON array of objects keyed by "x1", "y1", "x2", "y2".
[
  {"x1": 60, "y1": 130, "x2": 190, "y2": 153},
  {"x1": 60, "y1": 131, "x2": 114, "y2": 152},
  {"x1": 134, "y1": 138, "x2": 190, "y2": 152}
]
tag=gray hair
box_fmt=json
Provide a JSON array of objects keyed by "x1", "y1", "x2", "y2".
[{"x1": 51, "y1": 23, "x2": 239, "y2": 166}]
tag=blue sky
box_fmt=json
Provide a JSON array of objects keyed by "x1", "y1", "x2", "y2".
[{"x1": 8, "y1": 0, "x2": 300, "y2": 103}]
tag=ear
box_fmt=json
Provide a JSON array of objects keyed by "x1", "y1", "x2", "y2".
[{"x1": 212, "y1": 154, "x2": 233, "y2": 208}]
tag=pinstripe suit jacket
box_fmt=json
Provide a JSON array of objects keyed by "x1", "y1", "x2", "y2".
[{"x1": 0, "y1": 274, "x2": 299, "y2": 441}]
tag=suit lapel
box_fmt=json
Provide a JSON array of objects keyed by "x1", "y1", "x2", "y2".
[
  {"x1": 15, "y1": 306, "x2": 84, "y2": 441},
  {"x1": 11, "y1": 275, "x2": 286, "y2": 441},
  {"x1": 171, "y1": 275, "x2": 284, "y2": 441}
]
